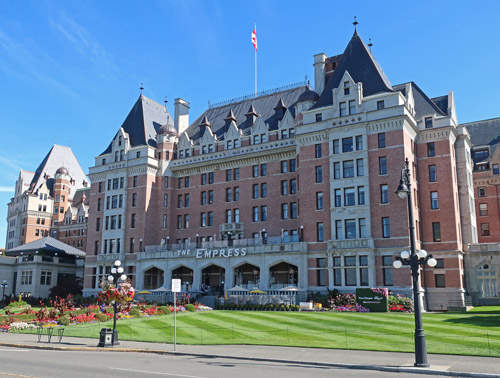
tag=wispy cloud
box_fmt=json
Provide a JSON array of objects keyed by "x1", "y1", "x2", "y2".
[
  {"x1": 49, "y1": 11, "x2": 119, "y2": 77},
  {"x1": 0, "y1": 186, "x2": 14, "y2": 193},
  {"x1": 0, "y1": 29, "x2": 77, "y2": 96}
]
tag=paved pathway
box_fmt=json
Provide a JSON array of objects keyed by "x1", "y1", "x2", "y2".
[{"x1": 0, "y1": 332, "x2": 499, "y2": 377}]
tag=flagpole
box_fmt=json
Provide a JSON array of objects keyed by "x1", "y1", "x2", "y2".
[{"x1": 254, "y1": 23, "x2": 257, "y2": 97}]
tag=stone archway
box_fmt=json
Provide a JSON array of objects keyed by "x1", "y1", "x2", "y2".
[
  {"x1": 234, "y1": 263, "x2": 260, "y2": 289},
  {"x1": 201, "y1": 264, "x2": 225, "y2": 293},
  {"x1": 269, "y1": 262, "x2": 298, "y2": 288},
  {"x1": 144, "y1": 267, "x2": 164, "y2": 290},
  {"x1": 172, "y1": 266, "x2": 194, "y2": 290}
]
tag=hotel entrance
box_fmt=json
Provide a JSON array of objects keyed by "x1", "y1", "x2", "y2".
[
  {"x1": 234, "y1": 263, "x2": 260, "y2": 289},
  {"x1": 172, "y1": 266, "x2": 193, "y2": 291},
  {"x1": 202, "y1": 264, "x2": 225, "y2": 293},
  {"x1": 269, "y1": 262, "x2": 298, "y2": 288}
]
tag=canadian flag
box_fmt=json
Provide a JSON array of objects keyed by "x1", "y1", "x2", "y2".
[{"x1": 251, "y1": 26, "x2": 257, "y2": 51}]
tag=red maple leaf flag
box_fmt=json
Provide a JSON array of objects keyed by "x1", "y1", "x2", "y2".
[{"x1": 251, "y1": 26, "x2": 257, "y2": 51}]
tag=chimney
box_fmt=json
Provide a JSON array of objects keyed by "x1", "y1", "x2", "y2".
[
  {"x1": 174, "y1": 98, "x2": 190, "y2": 135},
  {"x1": 313, "y1": 53, "x2": 327, "y2": 96}
]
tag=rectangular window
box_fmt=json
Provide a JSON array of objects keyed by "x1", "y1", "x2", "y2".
[
  {"x1": 163, "y1": 193, "x2": 168, "y2": 207},
  {"x1": 316, "y1": 192, "x2": 323, "y2": 210},
  {"x1": 281, "y1": 180, "x2": 288, "y2": 195},
  {"x1": 131, "y1": 214, "x2": 136, "y2": 229},
  {"x1": 281, "y1": 203, "x2": 289, "y2": 219},
  {"x1": 339, "y1": 102, "x2": 347, "y2": 116},
  {"x1": 349, "y1": 100, "x2": 356, "y2": 115},
  {"x1": 380, "y1": 184, "x2": 389, "y2": 204},
  {"x1": 493, "y1": 164, "x2": 499, "y2": 175},
  {"x1": 425, "y1": 117, "x2": 433, "y2": 129},
  {"x1": 253, "y1": 184, "x2": 259, "y2": 199},
  {"x1": 379, "y1": 156, "x2": 387, "y2": 175},
  {"x1": 431, "y1": 192, "x2": 439, "y2": 209},
  {"x1": 261, "y1": 164, "x2": 267, "y2": 176},
  {"x1": 234, "y1": 168, "x2": 240, "y2": 180},
  {"x1": 342, "y1": 137, "x2": 353, "y2": 153},
  {"x1": 185, "y1": 177, "x2": 190, "y2": 188},
  {"x1": 98, "y1": 182, "x2": 103, "y2": 193},
  {"x1": 377, "y1": 100, "x2": 385, "y2": 110},
  {"x1": 479, "y1": 203, "x2": 488, "y2": 216},
  {"x1": 177, "y1": 195, "x2": 183, "y2": 208},
  {"x1": 162, "y1": 214, "x2": 167, "y2": 229},
  {"x1": 97, "y1": 198, "x2": 102, "y2": 211},
  {"x1": 208, "y1": 172, "x2": 214, "y2": 184},
  {"x1": 335, "y1": 220, "x2": 342, "y2": 240},
  {"x1": 315, "y1": 144, "x2": 322, "y2": 158},
  {"x1": 382, "y1": 217, "x2": 390, "y2": 238},
  {"x1": 378, "y1": 133, "x2": 386, "y2": 148},
  {"x1": 481, "y1": 223, "x2": 490, "y2": 236},
  {"x1": 478, "y1": 187, "x2": 486, "y2": 197},
  {"x1": 226, "y1": 188, "x2": 233, "y2": 202},
  {"x1": 201, "y1": 173, "x2": 207, "y2": 185},
  {"x1": 208, "y1": 190, "x2": 214, "y2": 204},
  {"x1": 184, "y1": 214, "x2": 189, "y2": 228},
  {"x1": 356, "y1": 158, "x2": 364, "y2": 176},
  {"x1": 208, "y1": 212, "x2": 213, "y2": 226},
  {"x1": 344, "y1": 81, "x2": 350, "y2": 95},
  {"x1": 335, "y1": 189, "x2": 342, "y2": 207},
  {"x1": 281, "y1": 160, "x2": 288, "y2": 173},
  {"x1": 345, "y1": 219, "x2": 356, "y2": 239},
  {"x1": 317, "y1": 222, "x2": 324, "y2": 242},
  {"x1": 178, "y1": 178, "x2": 184, "y2": 189},
  {"x1": 435, "y1": 259, "x2": 444, "y2": 268},
  {"x1": 234, "y1": 186, "x2": 240, "y2": 201},
  {"x1": 359, "y1": 256, "x2": 368, "y2": 286},
  {"x1": 435, "y1": 274, "x2": 445, "y2": 288},
  {"x1": 428, "y1": 165, "x2": 437, "y2": 182},
  {"x1": 253, "y1": 206, "x2": 259, "y2": 222},
  {"x1": 226, "y1": 169, "x2": 232, "y2": 181},
  {"x1": 358, "y1": 186, "x2": 365, "y2": 205},
  {"x1": 261, "y1": 183, "x2": 267, "y2": 198},
  {"x1": 333, "y1": 257, "x2": 342, "y2": 286},
  {"x1": 290, "y1": 179, "x2": 297, "y2": 194},
  {"x1": 332, "y1": 139, "x2": 340, "y2": 154},
  {"x1": 290, "y1": 202, "x2": 298, "y2": 218},
  {"x1": 344, "y1": 257, "x2": 356, "y2": 286},
  {"x1": 289, "y1": 159, "x2": 296, "y2": 172},
  {"x1": 334, "y1": 162, "x2": 341, "y2": 179},
  {"x1": 112, "y1": 178, "x2": 119, "y2": 189},
  {"x1": 201, "y1": 191, "x2": 207, "y2": 205},
  {"x1": 261, "y1": 206, "x2": 268, "y2": 221},
  {"x1": 164, "y1": 176, "x2": 168, "y2": 188},
  {"x1": 359, "y1": 218, "x2": 366, "y2": 238},
  {"x1": 355, "y1": 135, "x2": 363, "y2": 150},
  {"x1": 315, "y1": 113, "x2": 322, "y2": 122},
  {"x1": 253, "y1": 165, "x2": 259, "y2": 177},
  {"x1": 96, "y1": 218, "x2": 101, "y2": 232},
  {"x1": 184, "y1": 194, "x2": 190, "y2": 207},
  {"x1": 427, "y1": 142, "x2": 435, "y2": 157},
  {"x1": 343, "y1": 160, "x2": 354, "y2": 178},
  {"x1": 344, "y1": 187, "x2": 355, "y2": 206},
  {"x1": 225, "y1": 210, "x2": 232, "y2": 223},
  {"x1": 200, "y1": 212, "x2": 207, "y2": 227},
  {"x1": 177, "y1": 215, "x2": 182, "y2": 229},
  {"x1": 315, "y1": 166, "x2": 323, "y2": 183},
  {"x1": 234, "y1": 208, "x2": 240, "y2": 223},
  {"x1": 133, "y1": 176, "x2": 138, "y2": 187},
  {"x1": 433, "y1": 222, "x2": 442, "y2": 241},
  {"x1": 383, "y1": 256, "x2": 393, "y2": 286}
]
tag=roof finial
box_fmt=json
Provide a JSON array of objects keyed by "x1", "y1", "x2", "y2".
[
  {"x1": 353, "y1": 16, "x2": 358, "y2": 32},
  {"x1": 368, "y1": 38, "x2": 373, "y2": 51},
  {"x1": 140, "y1": 83, "x2": 144, "y2": 95},
  {"x1": 164, "y1": 96, "x2": 168, "y2": 112}
]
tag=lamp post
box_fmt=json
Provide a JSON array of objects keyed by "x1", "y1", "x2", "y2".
[
  {"x1": 1, "y1": 280, "x2": 7, "y2": 301},
  {"x1": 107, "y1": 260, "x2": 127, "y2": 346},
  {"x1": 393, "y1": 158, "x2": 437, "y2": 368}
]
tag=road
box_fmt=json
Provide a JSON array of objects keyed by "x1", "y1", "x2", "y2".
[{"x1": 0, "y1": 348, "x2": 422, "y2": 378}]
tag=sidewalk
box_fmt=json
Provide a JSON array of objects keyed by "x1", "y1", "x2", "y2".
[{"x1": 0, "y1": 332, "x2": 499, "y2": 377}]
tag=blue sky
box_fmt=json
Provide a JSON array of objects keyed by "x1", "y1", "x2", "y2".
[{"x1": 1, "y1": 0, "x2": 500, "y2": 247}]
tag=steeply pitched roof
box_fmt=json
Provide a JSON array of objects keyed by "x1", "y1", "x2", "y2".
[
  {"x1": 462, "y1": 118, "x2": 500, "y2": 147},
  {"x1": 313, "y1": 31, "x2": 393, "y2": 109},
  {"x1": 393, "y1": 82, "x2": 447, "y2": 119},
  {"x1": 187, "y1": 86, "x2": 307, "y2": 142},
  {"x1": 5, "y1": 236, "x2": 86, "y2": 257},
  {"x1": 101, "y1": 95, "x2": 173, "y2": 155},
  {"x1": 30, "y1": 145, "x2": 88, "y2": 200}
]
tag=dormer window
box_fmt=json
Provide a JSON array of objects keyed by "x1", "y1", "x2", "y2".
[
  {"x1": 261, "y1": 133, "x2": 268, "y2": 143},
  {"x1": 179, "y1": 150, "x2": 184, "y2": 158},
  {"x1": 315, "y1": 113, "x2": 322, "y2": 122},
  {"x1": 118, "y1": 136, "x2": 122, "y2": 146},
  {"x1": 226, "y1": 140, "x2": 233, "y2": 150},
  {"x1": 281, "y1": 129, "x2": 288, "y2": 139},
  {"x1": 120, "y1": 150, "x2": 124, "y2": 161},
  {"x1": 339, "y1": 102, "x2": 347, "y2": 116},
  {"x1": 425, "y1": 117, "x2": 433, "y2": 128},
  {"x1": 208, "y1": 144, "x2": 214, "y2": 153},
  {"x1": 253, "y1": 135, "x2": 260, "y2": 144},
  {"x1": 349, "y1": 100, "x2": 356, "y2": 115},
  {"x1": 377, "y1": 100, "x2": 385, "y2": 110},
  {"x1": 344, "y1": 81, "x2": 350, "y2": 96},
  {"x1": 102, "y1": 158, "x2": 106, "y2": 165},
  {"x1": 202, "y1": 145, "x2": 207, "y2": 154}
]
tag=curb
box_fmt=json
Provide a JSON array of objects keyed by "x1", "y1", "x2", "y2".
[{"x1": 0, "y1": 342, "x2": 498, "y2": 378}]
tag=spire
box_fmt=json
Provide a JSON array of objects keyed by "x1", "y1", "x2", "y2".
[
  {"x1": 224, "y1": 109, "x2": 237, "y2": 123},
  {"x1": 353, "y1": 16, "x2": 358, "y2": 33},
  {"x1": 199, "y1": 115, "x2": 211, "y2": 128},
  {"x1": 245, "y1": 104, "x2": 258, "y2": 116},
  {"x1": 273, "y1": 98, "x2": 287, "y2": 111},
  {"x1": 140, "y1": 83, "x2": 144, "y2": 96}
]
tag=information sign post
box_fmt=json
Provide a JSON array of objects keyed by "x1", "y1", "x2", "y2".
[{"x1": 172, "y1": 279, "x2": 181, "y2": 351}]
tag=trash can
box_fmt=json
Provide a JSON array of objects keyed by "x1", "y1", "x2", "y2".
[{"x1": 97, "y1": 328, "x2": 118, "y2": 347}]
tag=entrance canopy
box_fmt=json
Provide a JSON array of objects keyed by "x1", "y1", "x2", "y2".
[{"x1": 5, "y1": 236, "x2": 85, "y2": 257}]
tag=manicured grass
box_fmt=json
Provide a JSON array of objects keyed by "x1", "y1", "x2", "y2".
[{"x1": 16, "y1": 310, "x2": 500, "y2": 357}]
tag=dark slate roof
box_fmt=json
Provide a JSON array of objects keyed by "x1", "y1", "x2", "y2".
[
  {"x1": 431, "y1": 96, "x2": 448, "y2": 115},
  {"x1": 5, "y1": 236, "x2": 86, "y2": 257},
  {"x1": 186, "y1": 86, "x2": 308, "y2": 142},
  {"x1": 313, "y1": 31, "x2": 393, "y2": 109},
  {"x1": 30, "y1": 145, "x2": 89, "y2": 200},
  {"x1": 393, "y1": 82, "x2": 447, "y2": 119},
  {"x1": 101, "y1": 95, "x2": 173, "y2": 155},
  {"x1": 73, "y1": 188, "x2": 90, "y2": 206},
  {"x1": 462, "y1": 118, "x2": 500, "y2": 147}
]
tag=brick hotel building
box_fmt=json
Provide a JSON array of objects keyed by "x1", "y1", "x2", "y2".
[{"x1": 78, "y1": 31, "x2": 491, "y2": 310}]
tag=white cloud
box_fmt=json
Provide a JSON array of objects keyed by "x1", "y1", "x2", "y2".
[{"x1": 0, "y1": 186, "x2": 14, "y2": 192}]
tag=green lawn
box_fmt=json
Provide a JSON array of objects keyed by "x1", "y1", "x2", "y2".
[{"x1": 16, "y1": 310, "x2": 500, "y2": 357}]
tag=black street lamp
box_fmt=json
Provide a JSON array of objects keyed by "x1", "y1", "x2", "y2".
[
  {"x1": 393, "y1": 158, "x2": 437, "y2": 368},
  {"x1": 107, "y1": 260, "x2": 127, "y2": 346}
]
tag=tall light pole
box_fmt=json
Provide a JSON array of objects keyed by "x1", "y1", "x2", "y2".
[
  {"x1": 393, "y1": 158, "x2": 436, "y2": 368},
  {"x1": 107, "y1": 260, "x2": 127, "y2": 346},
  {"x1": 1, "y1": 280, "x2": 7, "y2": 301}
]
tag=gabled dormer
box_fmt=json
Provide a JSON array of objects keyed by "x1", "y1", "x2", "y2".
[
  {"x1": 250, "y1": 116, "x2": 268, "y2": 144},
  {"x1": 112, "y1": 128, "x2": 129, "y2": 163},
  {"x1": 199, "y1": 118, "x2": 216, "y2": 154},
  {"x1": 332, "y1": 71, "x2": 362, "y2": 118},
  {"x1": 224, "y1": 120, "x2": 242, "y2": 150},
  {"x1": 274, "y1": 98, "x2": 287, "y2": 121},
  {"x1": 278, "y1": 108, "x2": 296, "y2": 139},
  {"x1": 177, "y1": 133, "x2": 193, "y2": 158},
  {"x1": 245, "y1": 104, "x2": 258, "y2": 127}
]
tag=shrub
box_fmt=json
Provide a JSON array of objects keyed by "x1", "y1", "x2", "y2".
[
  {"x1": 160, "y1": 306, "x2": 171, "y2": 314},
  {"x1": 185, "y1": 304, "x2": 195, "y2": 312},
  {"x1": 388, "y1": 295, "x2": 414, "y2": 312},
  {"x1": 95, "y1": 313, "x2": 109, "y2": 322},
  {"x1": 58, "y1": 316, "x2": 70, "y2": 326},
  {"x1": 129, "y1": 308, "x2": 141, "y2": 317}
]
